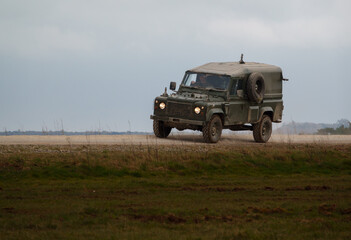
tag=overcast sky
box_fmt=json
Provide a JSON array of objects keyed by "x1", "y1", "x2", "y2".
[{"x1": 1, "y1": 0, "x2": 350, "y2": 132}]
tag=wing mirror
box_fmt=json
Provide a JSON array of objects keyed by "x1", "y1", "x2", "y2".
[{"x1": 170, "y1": 82, "x2": 176, "y2": 91}]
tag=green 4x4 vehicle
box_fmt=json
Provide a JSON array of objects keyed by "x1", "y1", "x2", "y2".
[{"x1": 150, "y1": 56, "x2": 287, "y2": 143}]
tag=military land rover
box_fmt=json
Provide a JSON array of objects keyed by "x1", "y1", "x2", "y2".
[{"x1": 150, "y1": 55, "x2": 286, "y2": 143}]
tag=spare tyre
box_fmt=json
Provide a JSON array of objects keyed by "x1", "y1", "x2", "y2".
[{"x1": 246, "y1": 72, "x2": 265, "y2": 103}]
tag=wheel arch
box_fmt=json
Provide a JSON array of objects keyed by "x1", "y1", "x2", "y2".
[
  {"x1": 206, "y1": 109, "x2": 225, "y2": 125},
  {"x1": 259, "y1": 107, "x2": 273, "y2": 121}
]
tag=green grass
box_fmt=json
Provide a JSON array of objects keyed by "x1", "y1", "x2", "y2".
[{"x1": 0, "y1": 143, "x2": 351, "y2": 239}]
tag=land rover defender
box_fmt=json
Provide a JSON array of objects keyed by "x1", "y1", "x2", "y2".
[{"x1": 150, "y1": 55, "x2": 286, "y2": 143}]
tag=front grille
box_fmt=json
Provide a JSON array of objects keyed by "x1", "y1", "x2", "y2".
[{"x1": 167, "y1": 101, "x2": 193, "y2": 118}]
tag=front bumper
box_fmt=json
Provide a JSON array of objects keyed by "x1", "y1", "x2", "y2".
[{"x1": 150, "y1": 115, "x2": 204, "y2": 126}]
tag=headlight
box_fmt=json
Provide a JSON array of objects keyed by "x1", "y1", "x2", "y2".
[
  {"x1": 159, "y1": 102, "x2": 166, "y2": 109},
  {"x1": 194, "y1": 107, "x2": 201, "y2": 114}
]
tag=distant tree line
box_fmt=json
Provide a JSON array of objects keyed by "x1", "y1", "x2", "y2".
[
  {"x1": 317, "y1": 121, "x2": 351, "y2": 135},
  {"x1": 0, "y1": 131, "x2": 151, "y2": 136}
]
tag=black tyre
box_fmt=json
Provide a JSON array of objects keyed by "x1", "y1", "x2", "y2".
[
  {"x1": 203, "y1": 115, "x2": 222, "y2": 143},
  {"x1": 153, "y1": 120, "x2": 171, "y2": 138},
  {"x1": 253, "y1": 115, "x2": 272, "y2": 143},
  {"x1": 247, "y1": 72, "x2": 265, "y2": 103}
]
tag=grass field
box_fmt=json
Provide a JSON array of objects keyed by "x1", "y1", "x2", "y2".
[{"x1": 1, "y1": 143, "x2": 351, "y2": 239}]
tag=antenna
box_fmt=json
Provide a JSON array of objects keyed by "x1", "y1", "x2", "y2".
[
  {"x1": 162, "y1": 87, "x2": 168, "y2": 97},
  {"x1": 239, "y1": 54, "x2": 245, "y2": 64}
]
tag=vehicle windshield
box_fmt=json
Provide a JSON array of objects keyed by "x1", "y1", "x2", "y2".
[{"x1": 181, "y1": 72, "x2": 230, "y2": 90}]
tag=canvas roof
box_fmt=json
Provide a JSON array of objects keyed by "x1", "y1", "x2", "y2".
[{"x1": 188, "y1": 62, "x2": 282, "y2": 77}]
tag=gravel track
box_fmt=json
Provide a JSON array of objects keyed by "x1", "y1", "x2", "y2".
[{"x1": 1, "y1": 134, "x2": 351, "y2": 145}]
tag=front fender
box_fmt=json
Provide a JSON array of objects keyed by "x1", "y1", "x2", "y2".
[{"x1": 206, "y1": 108, "x2": 225, "y2": 122}]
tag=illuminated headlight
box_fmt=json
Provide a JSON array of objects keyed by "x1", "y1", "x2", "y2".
[
  {"x1": 159, "y1": 102, "x2": 166, "y2": 109},
  {"x1": 194, "y1": 107, "x2": 201, "y2": 114}
]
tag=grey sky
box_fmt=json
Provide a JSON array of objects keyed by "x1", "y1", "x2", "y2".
[{"x1": 1, "y1": 0, "x2": 350, "y2": 132}]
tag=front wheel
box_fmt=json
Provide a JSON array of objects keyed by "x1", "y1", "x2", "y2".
[
  {"x1": 153, "y1": 120, "x2": 171, "y2": 138},
  {"x1": 253, "y1": 115, "x2": 272, "y2": 143},
  {"x1": 203, "y1": 115, "x2": 222, "y2": 143}
]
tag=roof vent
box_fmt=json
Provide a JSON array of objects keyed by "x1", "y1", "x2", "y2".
[{"x1": 239, "y1": 54, "x2": 245, "y2": 64}]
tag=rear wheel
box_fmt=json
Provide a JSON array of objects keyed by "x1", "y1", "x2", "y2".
[
  {"x1": 253, "y1": 115, "x2": 272, "y2": 143},
  {"x1": 153, "y1": 120, "x2": 171, "y2": 138},
  {"x1": 203, "y1": 115, "x2": 222, "y2": 143}
]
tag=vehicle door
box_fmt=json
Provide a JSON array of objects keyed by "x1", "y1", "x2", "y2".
[{"x1": 227, "y1": 78, "x2": 249, "y2": 124}]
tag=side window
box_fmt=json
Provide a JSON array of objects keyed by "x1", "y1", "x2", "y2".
[
  {"x1": 237, "y1": 79, "x2": 243, "y2": 90},
  {"x1": 230, "y1": 78, "x2": 243, "y2": 95},
  {"x1": 230, "y1": 79, "x2": 238, "y2": 95}
]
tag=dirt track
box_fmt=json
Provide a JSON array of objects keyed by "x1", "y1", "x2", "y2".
[{"x1": 1, "y1": 134, "x2": 351, "y2": 145}]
